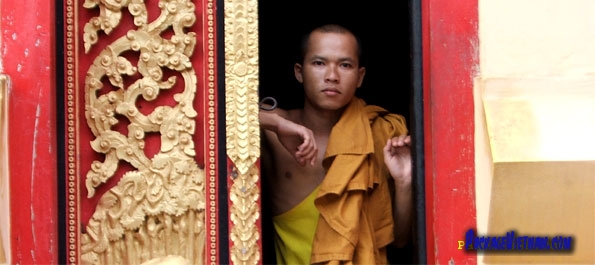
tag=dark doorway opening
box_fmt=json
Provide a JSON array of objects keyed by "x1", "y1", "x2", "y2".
[
  {"x1": 258, "y1": 1, "x2": 419, "y2": 264},
  {"x1": 258, "y1": 1, "x2": 411, "y2": 120}
]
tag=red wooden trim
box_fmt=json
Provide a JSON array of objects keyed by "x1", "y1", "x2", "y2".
[
  {"x1": 422, "y1": 1, "x2": 435, "y2": 263},
  {"x1": 424, "y1": 0, "x2": 478, "y2": 264},
  {"x1": 1, "y1": 0, "x2": 59, "y2": 264}
]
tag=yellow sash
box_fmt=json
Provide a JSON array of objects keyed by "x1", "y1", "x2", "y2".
[{"x1": 272, "y1": 186, "x2": 320, "y2": 265}]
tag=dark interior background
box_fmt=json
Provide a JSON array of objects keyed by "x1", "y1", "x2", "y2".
[
  {"x1": 258, "y1": 0, "x2": 411, "y2": 123},
  {"x1": 258, "y1": 1, "x2": 415, "y2": 264}
]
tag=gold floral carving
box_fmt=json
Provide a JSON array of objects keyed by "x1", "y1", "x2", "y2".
[
  {"x1": 79, "y1": 0, "x2": 205, "y2": 264},
  {"x1": 224, "y1": 0, "x2": 261, "y2": 264}
]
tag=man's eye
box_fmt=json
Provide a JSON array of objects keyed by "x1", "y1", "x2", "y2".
[
  {"x1": 341, "y1": 63, "x2": 353, "y2": 68},
  {"x1": 313, "y1": 61, "x2": 324, "y2": 65}
]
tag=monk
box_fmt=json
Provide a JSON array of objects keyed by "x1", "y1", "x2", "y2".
[{"x1": 259, "y1": 24, "x2": 412, "y2": 265}]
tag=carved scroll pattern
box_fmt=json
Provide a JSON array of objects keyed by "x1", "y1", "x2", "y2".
[
  {"x1": 224, "y1": 0, "x2": 261, "y2": 264},
  {"x1": 78, "y1": 0, "x2": 205, "y2": 264}
]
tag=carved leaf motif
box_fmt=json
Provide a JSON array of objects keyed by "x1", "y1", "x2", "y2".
[{"x1": 120, "y1": 205, "x2": 145, "y2": 230}]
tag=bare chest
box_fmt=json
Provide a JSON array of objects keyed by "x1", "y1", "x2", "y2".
[{"x1": 264, "y1": 134, "x2": 328, "y2": 215}]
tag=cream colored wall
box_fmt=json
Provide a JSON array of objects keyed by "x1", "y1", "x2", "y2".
[
  {"x1": 477, "y1": 0, "x2": 595, "y2": 264},
  {"x1": 480, "y1": 1, "x2": 595, "y2": 78}
]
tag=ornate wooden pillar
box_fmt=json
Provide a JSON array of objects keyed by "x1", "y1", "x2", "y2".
[{"x1": 222, "y1": 0, "x2": 261, "y2": 265}]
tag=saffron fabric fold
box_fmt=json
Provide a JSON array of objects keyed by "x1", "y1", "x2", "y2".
[{"x1": 311, "y1": 97, "x2": 408, "y2": 265}]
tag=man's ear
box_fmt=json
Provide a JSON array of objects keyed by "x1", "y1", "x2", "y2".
[
  {"x1": 357, "y1": 66, "x2": 366, "y2": 88},
  {"x1": 294, "y1": 63, "x2": 304, "y2": 83}
]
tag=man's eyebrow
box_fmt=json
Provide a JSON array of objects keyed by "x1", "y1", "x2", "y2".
[
  {"x1": 308, "y1": 55, "x2": 355, "y2": 62},
  {"x1": 308, "y1": 55, "x2": 326, "y2": 61},
  {"x1": 339, "y1": 57, "x2": 355, "y2": 62},
  {"x1": 337, "y1": 57, "x2": 357, "y2": 64},
  {"x1": 303, "y1": 55, "x2": 326, "y2": 64}
]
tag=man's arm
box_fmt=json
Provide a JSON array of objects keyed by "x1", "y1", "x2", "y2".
[
  {"x1": 259, "y1": 108, "x2": 318, "y2": 166},
  {"x1": 383, "y1": 135, "x2": 413, "y2": 247}
]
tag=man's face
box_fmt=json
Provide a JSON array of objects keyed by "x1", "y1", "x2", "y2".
[{"x1": 295, "y1": 31, "x2": 366, "y2": 112}]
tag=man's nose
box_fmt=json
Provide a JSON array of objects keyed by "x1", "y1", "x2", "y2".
[{"x1": 325, "y1": 65, "x2": 339, "y2": 82}]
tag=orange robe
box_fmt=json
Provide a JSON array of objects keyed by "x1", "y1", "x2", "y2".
[{"x1": 310, "y1": 97, "x2": 408, "y2": 264}]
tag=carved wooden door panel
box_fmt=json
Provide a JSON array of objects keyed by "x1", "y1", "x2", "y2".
[{"x1": 61, "y1": 0, "x2": 261, "y2": 264}]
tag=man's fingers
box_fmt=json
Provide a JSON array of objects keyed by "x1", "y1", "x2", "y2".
[
  {"x1": 295, "y1": 150, "x2": 316, "y2": 166},
  {"x1": 403, "y1": 135, "x2": 411, "y2": 145},
  {"x1": 295, "y1": 135, "x2": 317, "y2": 166},
  {"x1": 389, "y1": 135, "x2": 412, "y2": 147},
  {"x1": 302, "y1": 145, "x2": 318, "y2": 165}
]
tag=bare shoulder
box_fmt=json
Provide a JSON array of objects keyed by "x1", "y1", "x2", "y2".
[
  {"x1": 285, "y1": 109, "x2": 302, "y2": 123},
  {"x1": 266, "y1": 105, "x2": 292, "y2": 120}
]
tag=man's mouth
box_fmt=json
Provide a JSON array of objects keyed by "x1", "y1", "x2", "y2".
[{"x1": 322, "y1": 88, "x2": 340, "y2": 96}]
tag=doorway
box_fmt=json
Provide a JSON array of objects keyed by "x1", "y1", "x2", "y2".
[{"x1": 257, "y1": 1, "x2": 417, "y2": 264}]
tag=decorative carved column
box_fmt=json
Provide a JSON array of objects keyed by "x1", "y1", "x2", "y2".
[{"x1": 223, "y1": 0, "x2": 261, "y2": 264}]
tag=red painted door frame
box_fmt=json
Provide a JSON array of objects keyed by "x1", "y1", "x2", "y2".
[
  {"x1": 423, "y1": 0, "x2": 478, "y2": 264},
  {"x1": 1, "y1": 0, "x2": 59, "y2": 264}
]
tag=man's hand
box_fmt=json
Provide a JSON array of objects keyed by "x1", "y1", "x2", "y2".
[
  {"x1": 384, "y1": 134, "x2": 413, "y2": 248},
  {"x1": 276, "y1": 118, "x2": 318, "y2": 166},
  {"x1": 383, "y1": 135, "x2": 412, "y2": 186}
]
